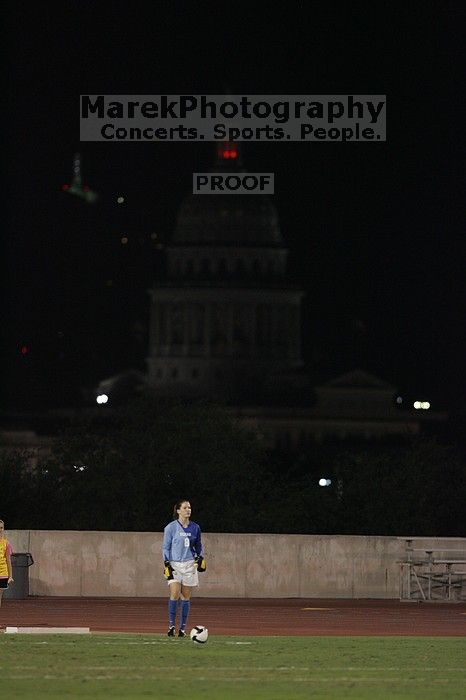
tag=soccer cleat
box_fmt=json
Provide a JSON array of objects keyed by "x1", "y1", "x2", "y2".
[
  {"x1": 167, "y1": 626, "x2": 175, "y2": 637},
  {"x1": 178, "y1": 629, "x2": 186, "y2": 638}
]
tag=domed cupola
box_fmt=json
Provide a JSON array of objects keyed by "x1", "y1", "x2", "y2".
[{"x1": 172, "y1": 143, "x2": 284, "y2": 247}]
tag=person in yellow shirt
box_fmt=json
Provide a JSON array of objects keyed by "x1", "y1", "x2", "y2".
[{"x1": 0, "y1": 520, "x2": 14, "y2": 607}]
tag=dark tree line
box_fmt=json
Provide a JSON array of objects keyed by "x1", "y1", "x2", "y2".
[{"x1": 1, "y1": 396, "x2": 465, "y2": 536}]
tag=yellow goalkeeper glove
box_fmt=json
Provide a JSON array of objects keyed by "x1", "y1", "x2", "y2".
[
  {"x1": 195, "y1": 555, "x2": 206, "y2": 572},
  {"x1": 163, "y1": 561, "x2": 174, "y2": 580}
]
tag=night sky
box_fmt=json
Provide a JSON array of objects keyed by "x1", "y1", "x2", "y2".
[{"x1": 4, "y1": 3, "x2": 465, "y2": 425}]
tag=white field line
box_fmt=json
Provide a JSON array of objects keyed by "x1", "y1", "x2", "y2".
[
  {"x1": 3, "y1": 675, "x2": 460, "y2": 683},
  {"x1": 5, "y1": 627, "x2": 90, "y2": 634},
  {"x1": 17, "y1": 639, "x2": 255, "y2": 646},
  {"x1": 24, "y1": 636, "x2": 466, "y2": 647},
  {"x1": 3, "y1": 665, "x2": 466, "y2": 673}
]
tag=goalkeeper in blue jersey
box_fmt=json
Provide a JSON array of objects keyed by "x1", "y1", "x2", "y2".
[{"x1": 162, "y1": 499, "x2": 206, "y2": 637}]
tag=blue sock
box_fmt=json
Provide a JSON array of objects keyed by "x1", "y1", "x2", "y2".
[
  {"x1": 180, "y1": 600, "x2": 190, "y2": 630},
  {"x1": 168, "y1": 599, "x2": 178, "y2": 627}
]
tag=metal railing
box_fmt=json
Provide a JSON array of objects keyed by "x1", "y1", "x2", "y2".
[{"x1": 398, "y1": 538, "x2": 466, "y2": 602}]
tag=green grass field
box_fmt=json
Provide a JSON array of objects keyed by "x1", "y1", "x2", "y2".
[{"x1": 1, "y1": 634, "x2": 465, "y2": 699}]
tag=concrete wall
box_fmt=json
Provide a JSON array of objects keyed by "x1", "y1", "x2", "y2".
[
  {"x1": 5, "y1": 530, "x2": 425, "y2": 598},
  {"x1": 7, "y1": 530, "x2": 466, "y2": 598}
]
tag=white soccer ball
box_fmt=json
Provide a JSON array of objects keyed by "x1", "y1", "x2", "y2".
[{"x1": 190, "y1": 625, "x2": 208, "y2": 643}]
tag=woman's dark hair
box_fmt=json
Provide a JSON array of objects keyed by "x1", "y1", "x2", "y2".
[{"x1": 173, "y1": 500, "x2": 190, "y2": 519}]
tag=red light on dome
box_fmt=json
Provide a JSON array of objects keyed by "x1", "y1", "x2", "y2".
[
  {"x1": 62, "y1": 184, "x2": 70, "y2": 191},
  {"x1": 20, "y1": 345, "x2": 29, "y2": 355}
]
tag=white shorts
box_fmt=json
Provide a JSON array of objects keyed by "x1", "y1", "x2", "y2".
[{"x1": 168, "y1": 559, "x2": 199, "y2": 588}]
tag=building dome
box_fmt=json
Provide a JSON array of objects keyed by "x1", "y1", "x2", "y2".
[
  {"x1": 171, "y1": 142, "x2": 283, "y2": 247},
  {"x1": 172, "y1": 194, "x2": 284, "y2": 246},
  {"x1": 147, "y1": 142, "x2": 303, "y2": 401}
]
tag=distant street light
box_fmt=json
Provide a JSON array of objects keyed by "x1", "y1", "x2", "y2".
[
  {"x1": 319, "y1": 478, "x2": 332, "y2": 487},
  {"x1": 96, "y1": 394, "x2": 109, "y2": 404}
]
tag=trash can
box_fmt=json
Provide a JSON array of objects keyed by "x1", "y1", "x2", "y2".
[{"x1": 4, "y1": 553, "x2": 34, "y2": 599}]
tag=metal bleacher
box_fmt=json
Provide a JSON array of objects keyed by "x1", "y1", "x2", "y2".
[{"x1": 398, "y1": 537, "x2": 466, "y2": 602}]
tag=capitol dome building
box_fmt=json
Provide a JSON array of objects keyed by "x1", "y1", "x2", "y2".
[{"x1": 146, "y1": 143, "x2": 304, "y2": 401}]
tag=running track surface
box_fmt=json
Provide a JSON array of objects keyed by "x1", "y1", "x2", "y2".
[{"x1": 1, "y1": 598, "x2": 466, "y2": 636}]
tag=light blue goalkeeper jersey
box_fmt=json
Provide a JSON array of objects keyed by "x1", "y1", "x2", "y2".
[{"x1": 163, "y1": 520, "x2": 203, "y2": 563}]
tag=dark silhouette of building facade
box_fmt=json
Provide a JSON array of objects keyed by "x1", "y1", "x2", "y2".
[{"x1": 146, "y1": 143, "x2": 303, "y2": 402}]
